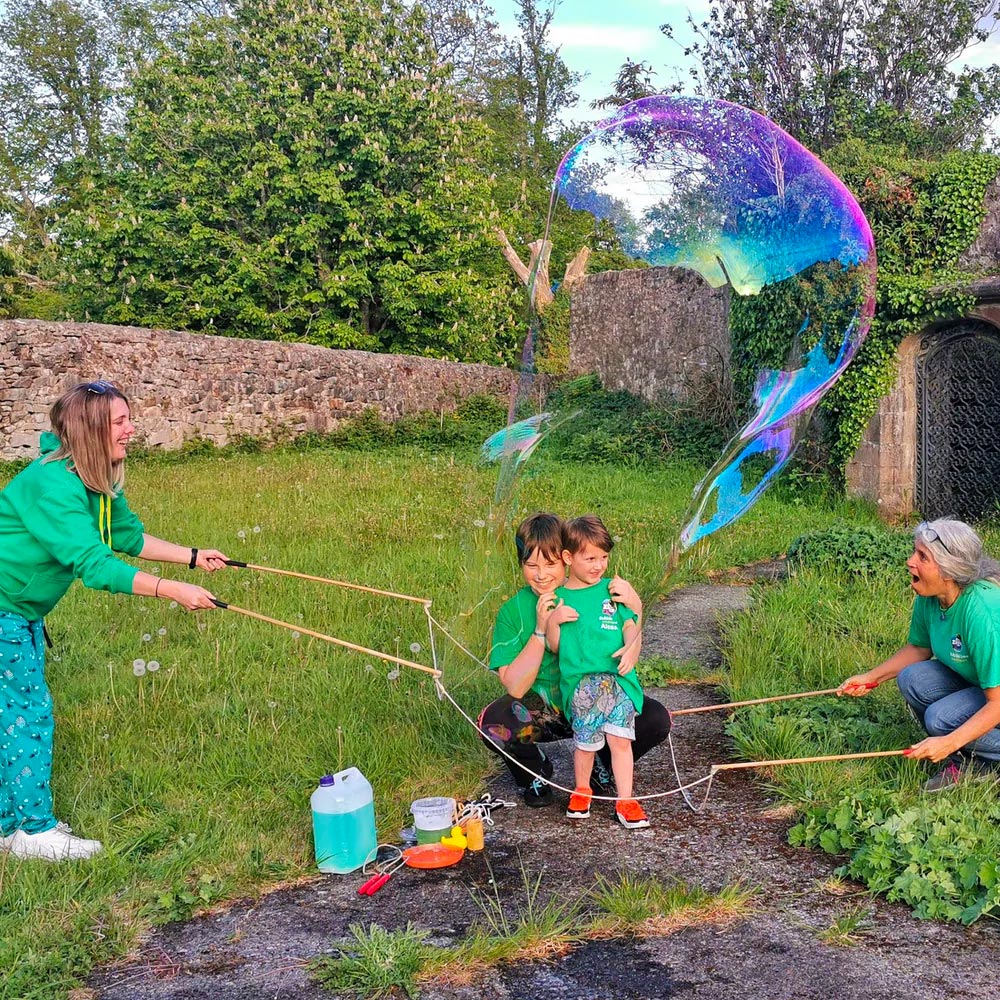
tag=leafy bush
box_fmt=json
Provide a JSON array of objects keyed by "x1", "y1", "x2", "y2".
[
  {"x1": 543, "y1": 375, "x2": 730, "y2": 467},
  {"x1": 787, "y1": 523, "x2": 912, "y2": 575},
  {"x1": 789, "y1": 786, "x2": 1000, "y2": 923}
]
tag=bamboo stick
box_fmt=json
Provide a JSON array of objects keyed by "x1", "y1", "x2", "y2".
[
  {"x1": 670, "y1": 682, "x2": 878, "y2": 716},
  {"x1": 712, "y1": 748, "x2": 907, "y2": 772},
  {"x1": 225, "y1": 560, "x2": 430, "y2": 605},
  {"x1": 213, "y1": 600, "x2": 441, "y2": 677}
]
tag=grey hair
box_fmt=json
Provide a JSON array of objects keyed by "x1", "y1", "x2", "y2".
[{"x1": 914, "y1": 519, "x2": 1000, "y2": 587}]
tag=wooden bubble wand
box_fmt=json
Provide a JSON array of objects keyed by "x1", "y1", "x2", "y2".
[{"x1": 210, "y1": 599, "x2": 441, "y2": 677}]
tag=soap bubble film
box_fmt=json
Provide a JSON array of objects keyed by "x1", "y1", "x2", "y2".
[{"x1": 490, "y1": 96, "x2": 875, "y2": 556}]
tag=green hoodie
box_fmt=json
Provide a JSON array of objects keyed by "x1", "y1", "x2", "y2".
[{"x1": 0, "y1": 432, "x2": 145, "y2": 620}]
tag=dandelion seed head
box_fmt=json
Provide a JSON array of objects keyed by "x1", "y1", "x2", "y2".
[
  {"x1": 142, "y1": 633, "x2": 152, "y2": 643},
  {"x1": 133, "y1": 663, "x2": 146, "y2": 677},
  {"x1": 147, "y1": 660, "x2": 160, "y2": 672},
  {"x1": 409, "y1": 642, "x2": 421, "y2": 653},
  {"x1": 158, "y1": 627, "x2": 167, "y2": 636}
]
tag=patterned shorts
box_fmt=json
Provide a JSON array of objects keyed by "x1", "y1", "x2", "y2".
[{"x1": 570, "y1": 673, "x2": 636, "y2": 751}]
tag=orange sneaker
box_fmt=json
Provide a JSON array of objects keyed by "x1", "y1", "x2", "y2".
[
  {"x1": 616, "y1": 799, "x2": 650, "y2": 829},
  {"x1": 566, "y1": 787, "x2": 592, "y2": 819}
]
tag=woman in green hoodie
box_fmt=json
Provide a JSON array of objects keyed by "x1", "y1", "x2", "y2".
[{"x1": 0, "y1": 380, "x2": 229, "y2": 862}]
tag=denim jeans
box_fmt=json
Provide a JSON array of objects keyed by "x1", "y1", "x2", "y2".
[{"x1": 897, "y1": 659, "x2": 1000, "y2": 762}]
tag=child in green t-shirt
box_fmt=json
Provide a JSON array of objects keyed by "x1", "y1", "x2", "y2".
[{"x1": 545, "y1": 515, "x2": 649, "y2": 829}]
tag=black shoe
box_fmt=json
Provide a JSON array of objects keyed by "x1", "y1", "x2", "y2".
[
  {"x1": 523, "y1": 776, "x2": 553, "y2": 807},
  {"x1": 590, "y1": 757, "x2": 617, "y2": 797}
]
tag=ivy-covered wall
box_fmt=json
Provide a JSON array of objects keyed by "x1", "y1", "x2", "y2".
[{"x1": 730, "y1": 145, "x2": 1000, "y2": 480}]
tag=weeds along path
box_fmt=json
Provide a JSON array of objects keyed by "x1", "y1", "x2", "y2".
[{"x1": 89, "y1": 582, "x2": 999, "y2": 1000}]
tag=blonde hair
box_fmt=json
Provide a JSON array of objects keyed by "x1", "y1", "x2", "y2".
[{"x1": 44, "y1": 381, "x2": 129, "y2": 495}]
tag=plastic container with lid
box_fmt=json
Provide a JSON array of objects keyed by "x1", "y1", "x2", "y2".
[{"x1": 311, "y1": 767, "x2": 377, "y2": 873}]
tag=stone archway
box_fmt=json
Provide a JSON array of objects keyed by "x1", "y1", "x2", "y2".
[
  {"x1": 917, "y1": 319, "x2": 1000, "y2": 520},
  {"x1": 846, "y1": 282, "x2": 1000, "y2": 521}
]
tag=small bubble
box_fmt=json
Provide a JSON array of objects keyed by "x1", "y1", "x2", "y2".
[
  {"x1": 147, "y1": 660, "x2": 160, "y2": 672},
  {"x1": 142, "y1": 633, "x2": 152, "y2": 642},
  {"x1": 157, "y1": 627, "x2": 167, "y2": 636},
  {"x1": 409, "y1": 642, "x2": 421, "y2": 653}
]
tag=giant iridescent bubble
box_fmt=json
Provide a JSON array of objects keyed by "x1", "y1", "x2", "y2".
[{"x1": 489, "y1": 96, "x2": 875, "y2": 555}]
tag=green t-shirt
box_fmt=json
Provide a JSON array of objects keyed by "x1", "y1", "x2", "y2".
[
  {"x1": 554, "y1": 579, "x2": 642, "y2": 716},
  {"x1": 907, "y1": 580, "x2": 1000, "y2": 689},
  {"x1": 0, "y1": 432, "x2": 145, "y2": 620},
  {"x1": 488, "y1": 586, "x2": 563, "y2": 712}
]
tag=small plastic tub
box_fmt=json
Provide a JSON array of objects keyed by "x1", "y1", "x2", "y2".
[{"x1": 411, "y1": 796, "x2": 455, "y2": 845}]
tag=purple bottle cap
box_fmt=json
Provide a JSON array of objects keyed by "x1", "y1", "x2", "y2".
[{"x1": 319, "y1": 774, "x2": 335, "y2": 786}]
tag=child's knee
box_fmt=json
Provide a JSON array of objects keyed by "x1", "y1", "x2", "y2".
[{"x1": 605, "y1": 733, "x2": 632, "y2": 752}]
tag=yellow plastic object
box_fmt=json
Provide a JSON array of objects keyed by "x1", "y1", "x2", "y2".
[
  {"x1": 440, "y1": 832, "x2": 468, "y2": 849},
  {"x1": 465, "y1": 817, "x2": 484, "y2": 851}
]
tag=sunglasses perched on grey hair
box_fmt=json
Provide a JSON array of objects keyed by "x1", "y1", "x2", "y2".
[
  {"x1": 85, "y1": 380, "x2": 115, "y2": 395},
  {"x1": 917, "y1": 522, "x2": 952, "y2": 555}
]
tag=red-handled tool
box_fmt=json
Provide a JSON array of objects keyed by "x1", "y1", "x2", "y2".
[{"x1": 358, "y1": 871, "x2": 393, "y2": 895}]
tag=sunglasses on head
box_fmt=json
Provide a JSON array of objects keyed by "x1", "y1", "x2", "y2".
[
  {"x1": 918, "y1": 522, "x2": 952, "y2": 555},
  {"x1": 84, "y1": 380, "x2": 115, "y2": 395}
]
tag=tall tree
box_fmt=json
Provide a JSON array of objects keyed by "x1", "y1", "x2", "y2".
[
  {"x1": 406, "y1": 0, "x2": 505, "y2": 103},
  {"x1": 662, "y1": 0, "x2": 1000, "y2": 153},
  {"x1": 58, "y1": 0, "x2": 518, "y2": 361}
]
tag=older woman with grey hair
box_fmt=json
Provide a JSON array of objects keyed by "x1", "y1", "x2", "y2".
[{"x1": 838, "y1": 518, "x2": 1000, "y2": 790}]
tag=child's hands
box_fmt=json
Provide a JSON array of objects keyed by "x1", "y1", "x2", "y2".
[
  {"x1": 612, "y1": 633, "x2": 641, "y2": 676},
  {"x1": 608, "y1": 575, "x2": 642, "y2": 615},
  {"x1": 548, "y1": 600, "x2": 579, "y2": 627},
  {"x1": 534, "y1": 590, "x2": 559, "y2": 633}
]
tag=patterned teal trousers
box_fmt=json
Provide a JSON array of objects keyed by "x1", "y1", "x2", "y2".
[{"x1": 0, "y1": 612, "x2": 56, "y2": 835}]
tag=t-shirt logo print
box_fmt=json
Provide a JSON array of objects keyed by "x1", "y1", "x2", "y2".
[
  {"x1": 952, "y1": 634, "x2": 965, "y2": 655},
  {"x1": 601, "y1": 599, "x2": 616, "y2": 618}
]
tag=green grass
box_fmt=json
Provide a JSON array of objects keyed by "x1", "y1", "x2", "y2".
[
  {"x1": 309, "y1": 869, "x2": 750, "y2": 995},
  {"x1": 719, "y1": 542, "x2": 1000, "y2": 923},
  {"x1": 0, "y1": 442, "x2": 881, "y2": 997}
]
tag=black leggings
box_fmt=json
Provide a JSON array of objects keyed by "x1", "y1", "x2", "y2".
[{"x1": 478, "y1": 691, "x2": 671, "y2": 788}]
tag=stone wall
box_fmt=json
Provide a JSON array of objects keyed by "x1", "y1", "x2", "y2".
[
  {"x1": 569, "y1": 268, "x2": 731, "y2": 404},
  {"x1": 0, "y1": 320, "x2": 519, "y2": 460}
]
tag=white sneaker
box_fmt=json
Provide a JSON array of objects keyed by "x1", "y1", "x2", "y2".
[{"x1": 2, "y1": 822, "x2": 103, "y2": 861}]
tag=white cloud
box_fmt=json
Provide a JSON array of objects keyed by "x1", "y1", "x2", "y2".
[{"x1": 551, "y1": 24, "x2": 653, "y2": 52}]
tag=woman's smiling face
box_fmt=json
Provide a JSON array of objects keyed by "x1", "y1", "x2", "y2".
[
  {"x1": 108, "y1": 397, "x2": 135, "y2": 462},
  {"x1": 521, "y1": 550, "x2": 565, "y2": 595}
]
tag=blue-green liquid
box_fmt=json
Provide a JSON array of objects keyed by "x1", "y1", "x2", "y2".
[{"x1": 313, "y1": 802, "x2": 377, "y2": 873}]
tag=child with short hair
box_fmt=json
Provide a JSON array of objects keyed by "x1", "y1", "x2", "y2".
[{"x1": 545, "y1": 514, "x2": 649, "y2": 829}]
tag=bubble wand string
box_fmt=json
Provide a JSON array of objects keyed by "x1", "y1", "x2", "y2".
[{"x1": 209, "y1": 599, "x2": 441, "y2": 677}]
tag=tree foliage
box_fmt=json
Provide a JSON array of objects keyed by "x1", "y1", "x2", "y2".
[
  {"x1": 662, "y1": 0, "x2": 1000, "y2": 154},
  {"x1": 57, "y1": 0, "x2": 519, "y2": 361}
]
